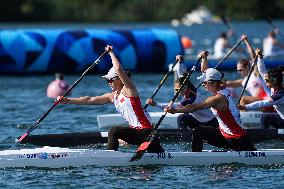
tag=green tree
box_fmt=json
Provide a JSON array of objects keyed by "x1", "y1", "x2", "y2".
[{"x1": 1, "y1": 0, "x2": 284, "y2": 23}]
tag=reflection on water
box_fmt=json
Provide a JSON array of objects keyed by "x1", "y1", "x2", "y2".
[
  {"x1": 208, "y1": 164, "x2": 239, "y2": 181},
  {"x1": 109, "y1": 166, "x2": 163, "y2": 181}
]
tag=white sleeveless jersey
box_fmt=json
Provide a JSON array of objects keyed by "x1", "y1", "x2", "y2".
[
  {"x1": 189, "y1": 93, "x2": 215, "y2": 122},
  {"x1": 157, "y1": 93, "x2": 215, "y2": 123},
  {"x1": 213, "y1": 38, "x2": 226, "y2": 59},
  {"x1": 173, "y1": 62, "x2": 187, "y2": 78},
  {"x1": 112, "y1": 91, "x2": 152, "y2": 129},
  {"x1": 263, "y1": 37, "x2": 277, "y2": 56},
  {"x1": 242, "y1": 74, "x2": 270, "y2": 100},
  {"x1": 263, "y1": 37, "x2": 284, "y2": 56},
  {"x1": 211, "y1": 88, "x2": 246, "y2": 139}
]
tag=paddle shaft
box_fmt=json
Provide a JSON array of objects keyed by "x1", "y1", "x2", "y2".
[
  {"x1": 130, "y1": 58, "x2": 202, "y2": 162},
  {"x1": 237, "y1": 55, "x2": 259, "y2": 105},
  {"x1": 143, "y1": 59, "x2": 180, "y2": 110},
  {"x1": 196, "y1": 38, "x2": 244, "y2": 89},
  {"x1": 265, "y1": 17, "x2": 284, "y2": 38},
  {"x1": 153, "y1": 57, "x2": 201, "y2": 130},
  {"x1": 221, "y1": 16, "x2": 238, "y2": 41},
  {"x1": 10, "y1": 50, "x2": 108, "y2": 149}
]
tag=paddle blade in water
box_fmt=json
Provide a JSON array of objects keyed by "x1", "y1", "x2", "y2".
[
  {"x1": 130, "y1": 150, "x2": 145, "y2": 162},
  {"x1": 130, "y1": 142, "x2": 151, "y2": 162}
]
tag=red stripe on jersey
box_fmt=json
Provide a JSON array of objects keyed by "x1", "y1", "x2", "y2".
[
  {"x1": 216, "y1": 109, "x2": 246, "y2": 139},
  {"x1": 129, "y1": 97, "x2": 153, "y2": 129},
  {"x1": 258, "y1": 87, "x2": 269, "y2": 100},
  {"x1": 258, "y1": 88, "x2": 275, "y2": 112}
]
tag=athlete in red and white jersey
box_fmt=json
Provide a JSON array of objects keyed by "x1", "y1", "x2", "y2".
[
  {"x1": 165, "y1": 52, "x2": 256, "y2": 152},
  {"x1": 210, "y1": 88, "x2": 246, "y2": 139},
  {"x1": 238, "y1": 48, "x2": 284, "y2": 129},
  {"x1": 57, "y1": 45, "x2": 163, "y2": 153},
  {"x1": 241, "y1": 73, "x2": 270, "y2": 100},
  {"x1": 146, "y1": 77, "x2": 219, "y2": 130},
  {"x1": 112, "y1": 91, "x2": 152, "y2": 129},
  {"x1": 225, "y1": 35, "x2": 272, "y2": 111}
]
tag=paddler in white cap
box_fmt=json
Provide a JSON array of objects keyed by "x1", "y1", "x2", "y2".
[
  {"x1": 165, "y1": 51, "x2": 256, "y2": 152},
  {"x1": 57, "y1": 45, "x2": 164, "y2": 153}
]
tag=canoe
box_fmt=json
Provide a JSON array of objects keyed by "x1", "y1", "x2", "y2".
[
  {"x1": 97, "y1": 111, "x2": 277, "y2": 130},
  {"x1": 21, "y1": 129, "x2": 284, "y2": 147},
  {"x1": 0, "y1": 146, "x2": 283, "y2": 168}
]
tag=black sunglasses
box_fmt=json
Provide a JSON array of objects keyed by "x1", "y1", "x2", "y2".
[
  {"x1": 202, "y1": 80, "x2": 215, "y2": 86},
  {"x1": 174, "y1": 87, "x2": 186, "y2": 92},
  {"x1": 107, "y1": 76, "x2": 119, "y2": 84}
]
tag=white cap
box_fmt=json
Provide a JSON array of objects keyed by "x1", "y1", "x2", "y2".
[
  {"x1": 102, "y1": 67, "x2": 118, "y2": 80},
  {"x1": 198, "y1": 68, "x2": 223, "y2": 82}
]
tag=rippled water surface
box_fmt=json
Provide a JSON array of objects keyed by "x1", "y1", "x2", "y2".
[{"x1": 0, "y1": 72, "x2": 283, "y2": 188}]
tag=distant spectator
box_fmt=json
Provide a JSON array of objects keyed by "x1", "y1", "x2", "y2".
[
  {"x1": 173, "y1": 55, "x2": 187, "y2": 78},
  {"x1": 213, "y1": 30, "x2": 233, "y2": 59},
  {"x1": 263, "y1": 30, "x2": 284, "y2": 57}
]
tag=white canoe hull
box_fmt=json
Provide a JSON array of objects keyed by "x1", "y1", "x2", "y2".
[
  {"x1": 97, "y1": 111, "x2": 274, "y2": 130},
  {"x1": 1, "y1": 146, "x2": 284, "y2": 168}
]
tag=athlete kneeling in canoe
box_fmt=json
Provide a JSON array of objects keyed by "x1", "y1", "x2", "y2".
[
  {"x1": 57, "y1": 45, "x2": 164, "y2": 153},
  {"x1": 238, "y1": 49, "x2": 284, "y2": 128},
  {"x1": 225, "y1": 35, "x2": 273, "y2": 111},
  {"x1": 147, "y1": 54, "x2": 218, "y2": 130},
  {"x1": 164, "y1": 53, "x2": 256, "y2": 152}
]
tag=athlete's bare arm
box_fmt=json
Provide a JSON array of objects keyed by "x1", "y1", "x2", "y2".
[
  {"x1": 58, "y1": 93, "x2": 113, "y2": 105},
  {"x1": 165, "y1": 94, "x2": 228, "y2": 113},
  {"x1": 106, "y1": 45, "x2": 138, "y2": 97}
]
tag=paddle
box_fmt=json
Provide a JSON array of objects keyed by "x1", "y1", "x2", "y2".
[
  {"x1": 220, "y1": 16, "x2": 246, "y2": 54},
  {"x1": 130, "y1": 57, "x2": 202, "y2": 162},
  {"x1": 237, "y1": 54, "x2": 259, "y2": 105},
  {"x1": 265, "y1": 16, "x2": 284, "y2": 38},
  {"x1": 196, "y1": 38, "x2": 245, "y2": 89},
  {"x1": 143, "y1": 59, "x2": 181, "y2": 110},
  {"x1": 221, "y1": 16, "x2": 232, "y2": 31},
  {"x1": 11, "y1": 50, "x2": 108, "y2": 149},
  {"x1": 221, "y1": 16, "x2": 238, "y2": 41}
]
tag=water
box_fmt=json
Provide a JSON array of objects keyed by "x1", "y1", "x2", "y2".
[
  {"x1": 1, "y1": 21, "x2": 284, "y2": 188},
  {"x1": 0, "y1": 73, "x2": 284, "y2": 188}
]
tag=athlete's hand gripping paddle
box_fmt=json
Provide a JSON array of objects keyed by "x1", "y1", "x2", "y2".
[
  {"x1": 196, "y1": 38, "x2": 245, "y2": 89},
  {"x1": 130, "y1": 57, "x2": 202, "y2": 162},
  {"x1": 237, "y1": 54, "x2": 259, "y2": 105},
  {"x1": 143, "y1": 57, "x2": 182, "y2": 110}
]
